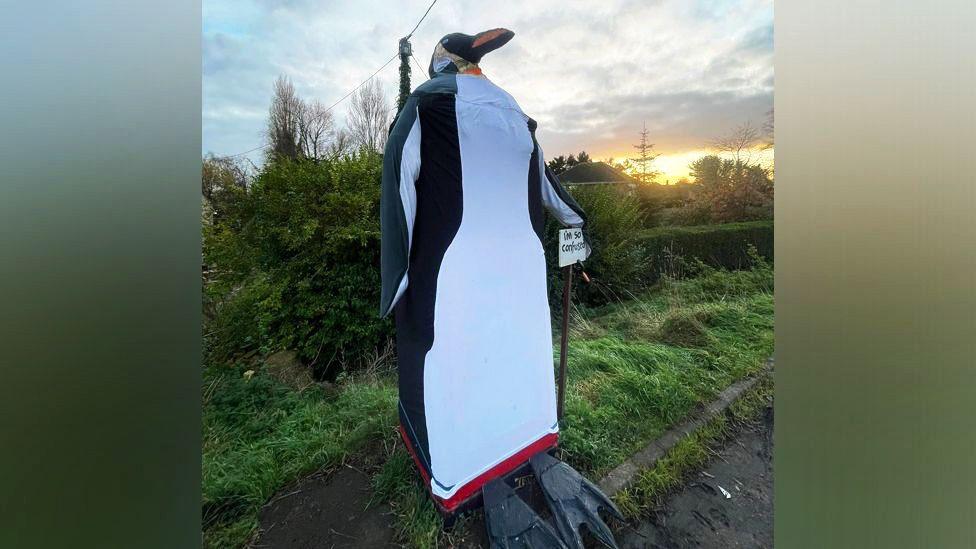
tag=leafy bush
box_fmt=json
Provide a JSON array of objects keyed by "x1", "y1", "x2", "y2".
[
  {"x1": 636, "y1": 221, "x2": 773, "y2": 285},
  {"x1": 203, "y1": 154, "x2": 391, "y2": 376},
  {"x1": 545, "y1": 185, "x2": 647, "y2": 308},
  {"x1": 675, "y1": 155, "x2": 774, "y2": 224},
  {"x1": 545, "y1": 187, "x2": 772, "y2": 308},
  {"x1": 203, "y1": 273, "x2": 276, "y2": 361}
]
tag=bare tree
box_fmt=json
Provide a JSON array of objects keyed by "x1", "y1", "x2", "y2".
[
  {"x1": 296, "y1": 99, "x2": 336, "y2": 160},
  {"x1": 347, "y1": 78, "x2": 391, "y2": 153},
  {"x1": 267, "y1": 75, "x2": 301, "y2": 160},
  {"x1": 710, "y1": 121, "x2": 760, "y2": 165},
  {"x1": 266, "y1": 73, "x2": 373, "y2": 161}
]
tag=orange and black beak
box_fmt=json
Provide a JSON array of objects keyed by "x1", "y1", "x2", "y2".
[{"x1": 439, "y1": 28, "x2": 515, "y2": 64}]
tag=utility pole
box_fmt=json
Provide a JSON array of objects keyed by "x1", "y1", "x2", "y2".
[{"x1": 397, "y1": 37, "x2": 413, "y2": 113}]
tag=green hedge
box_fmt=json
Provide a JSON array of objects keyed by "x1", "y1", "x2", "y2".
[
  {"x1": 203, "y1": 154, "x2": 391, "y2": 377},
  {"x1": 204, "y1": 149, "x2": 772, "y2": 372},
  {"x1": 635, "y1": 220, "x2": 773, "y2": 284}
]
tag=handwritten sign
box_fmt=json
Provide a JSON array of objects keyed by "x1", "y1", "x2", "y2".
[{"x1": 558, "y1": 228, "x2": 587, "y2": 267}]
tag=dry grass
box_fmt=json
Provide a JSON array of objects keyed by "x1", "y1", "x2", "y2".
[{"x1": 657, "y1": 307, "x2": 717, "y2": 348}]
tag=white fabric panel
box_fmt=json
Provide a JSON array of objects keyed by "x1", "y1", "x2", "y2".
[
  {"x1": 388, "y1": 274, "x2": 409, "y2": 317},
  {"x1": 537, "y1": 143, "x2": 584, "y2": 227},
  {"x1": 387, "y1": 112, "x2": 422, "y2": 315},
  {"x1": 424, "y1": 75, "x2": 558, "y2": 499}
]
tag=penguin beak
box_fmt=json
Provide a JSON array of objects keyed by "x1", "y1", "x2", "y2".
[{"x1": 469, "y1": 28, "x2": 514, "y2": 60}]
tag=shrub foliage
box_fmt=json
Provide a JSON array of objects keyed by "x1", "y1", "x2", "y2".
[
  {"x1": 545, "y1": 185, "x2": 647, "y2": 307},
  {"x1": 675, "y1": 155, "x2": 774, "y2": 224},
  {"x1": 548, "y1": 183, "x2": 773, "y2": 307},
  {"x1": 203, "y1": 150, "x2": 773, "y2": 372},
  {"x1": 204, "y1": 154, "x2": 391, "y2": 376}
]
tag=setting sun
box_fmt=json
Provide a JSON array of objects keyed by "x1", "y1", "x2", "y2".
[{"x1": 598, "y1": 147, "x2": 775, "y2": 183}]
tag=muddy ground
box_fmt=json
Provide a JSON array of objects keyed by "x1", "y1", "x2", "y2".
[
  {"x1": 616, "y1": 405, "x2": 774, "y2": 548},
  {"x1": 255, "y1": 465, "x2": 398, "y2": 549},
  {"x1": 255, "y1": 406, "x2": 773, "y2": 548}
]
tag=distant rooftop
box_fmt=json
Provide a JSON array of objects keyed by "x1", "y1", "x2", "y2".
[{"x1": 556, "y1": 161, "x2": 636, "y2": 185}]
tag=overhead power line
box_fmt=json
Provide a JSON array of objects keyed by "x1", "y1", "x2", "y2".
[
  {"x1": 216, "y1": 51, "x2": 397, "y2": 160},
  {"x1": 405, "y1": 0, "x2": 438, "y2": 39},
  {"x1": 214, "y1": 0, "x2": 440, "y2": 160},
  {"x1": 410, "y1": 54, "x2": 427, "y2": 76},
  {"x1": 218, "y1": 144, "x2": 269, "y2": 160},
  {"x1": 323, "y1": 52, "x2": 399, "y2": 114}
]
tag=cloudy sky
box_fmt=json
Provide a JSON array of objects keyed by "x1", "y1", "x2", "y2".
[{"x1": 204, "y1": 0, "x2": 773, "y2": 180}]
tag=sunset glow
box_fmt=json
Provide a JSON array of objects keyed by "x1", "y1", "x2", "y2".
[
  {"x1": 599, "y1": 147, "x2": 775, "y2": 183},
  {"x1": 204, "y1": 0, "x2": 773, "y2": 172}
]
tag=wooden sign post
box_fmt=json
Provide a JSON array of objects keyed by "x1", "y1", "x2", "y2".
[{"x1": 557, "y1": 228, "x2": 587, "y2": 422}]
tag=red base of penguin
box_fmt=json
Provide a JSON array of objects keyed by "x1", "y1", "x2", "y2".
[{"x1": 397, "y1": 425, "x2": 559, "y2": 518}]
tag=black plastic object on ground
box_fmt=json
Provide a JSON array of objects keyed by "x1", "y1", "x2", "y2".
[
  {"x1": 483, "y1": 478, "x2": 568, "y2": 549},
  {"x1": 529, "y1": 453, "x2": 623, "y2": 549}
]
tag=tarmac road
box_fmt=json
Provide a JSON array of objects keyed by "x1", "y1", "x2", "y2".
[{"x1": 615, "y1": 405, "x2": 774, "y2": 548}]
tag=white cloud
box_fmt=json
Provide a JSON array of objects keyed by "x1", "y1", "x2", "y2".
[{"x1": 203, "y1": 0, "x2": 772, "y2": 166}]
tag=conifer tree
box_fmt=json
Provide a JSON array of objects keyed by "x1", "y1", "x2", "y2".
[{"x1": 631, "y1": 122, "x2": 660, "y2": 184}]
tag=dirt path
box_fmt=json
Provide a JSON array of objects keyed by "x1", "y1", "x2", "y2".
[
  {"x1": 615, "y1": 405, "x2": 774, "y2": 548},
  {"x1": 255, "y1": 466, "x2": 398, "y2": 549}
]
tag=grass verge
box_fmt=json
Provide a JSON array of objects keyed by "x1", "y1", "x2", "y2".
[
  {"x1": 612, "y1": 372, "x2": 773, "y2": 517},
  {"x1": 202, "y1": 256, "x2": 773, "y2": 547},
  {"x1": 201, "y1": 367, "x2": 397, "y2": 548},
  {"x1": 559, "y1": 253, "x2": 773, "y2": 477}
]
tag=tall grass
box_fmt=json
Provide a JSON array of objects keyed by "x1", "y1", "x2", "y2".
[
  {"x1": 202, "y1": 366, "x2": 397, "y2": 548},
  {"x1": 559, "y1": 251, "x2": 773, "y2": 476},
  {"x1": 202, "y1": 259, "x2": 774, "y2": 548}
]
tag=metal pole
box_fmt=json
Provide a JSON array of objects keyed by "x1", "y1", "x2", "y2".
[{"x1": 557, "y1": 264, "x2": 573, "y2": 422}]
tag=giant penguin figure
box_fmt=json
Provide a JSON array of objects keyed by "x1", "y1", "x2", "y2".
[{"x1": 380, "y1": 28, "x2": 598, "y2": 522}]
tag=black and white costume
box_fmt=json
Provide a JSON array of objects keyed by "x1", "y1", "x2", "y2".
[{"x1": 380, "y1": 28, "x2": 589, "y2": 513}]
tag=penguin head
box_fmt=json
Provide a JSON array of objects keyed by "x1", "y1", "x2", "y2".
[{"x1": 428, "y1": 28, "x2": 515, "y2": 78}]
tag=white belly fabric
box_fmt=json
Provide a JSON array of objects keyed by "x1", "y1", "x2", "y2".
[{"x1": 423, "y1": 76, "x2": 558, "y2": 499}]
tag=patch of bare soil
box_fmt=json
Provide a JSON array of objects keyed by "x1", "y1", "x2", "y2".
[
  {"x1": 254, "y1": 465, "x2": 397, "y2": 549},
  {"x1": 616, "y1": 406, "x2": 774, "y2": 548}
]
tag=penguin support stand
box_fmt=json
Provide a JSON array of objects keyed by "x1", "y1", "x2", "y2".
[{"x1": 557, "y1": 260, "x2": 589, "y2": 422}]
